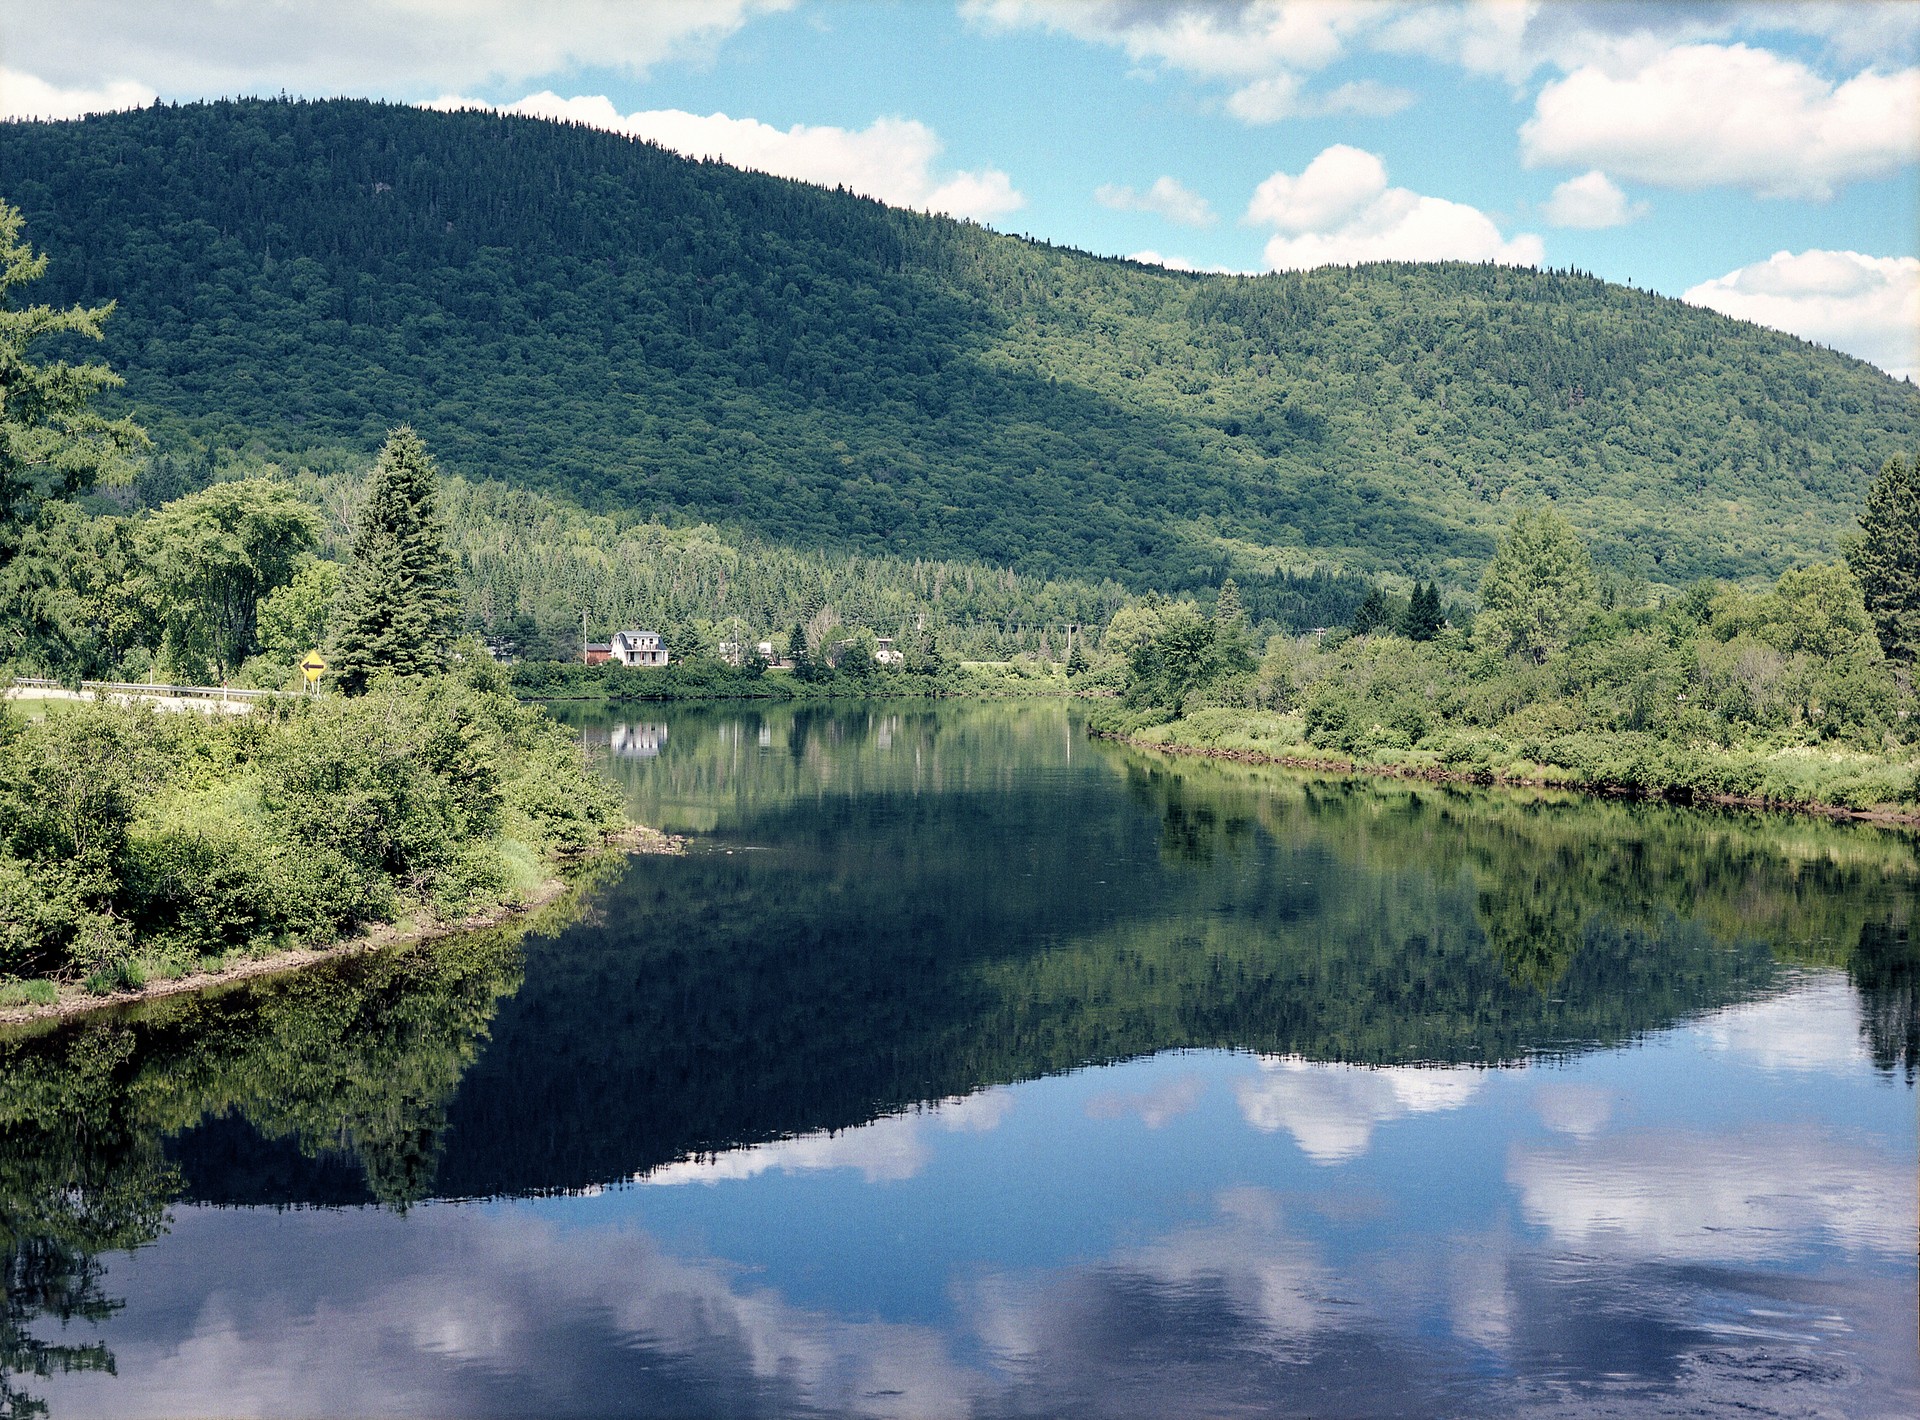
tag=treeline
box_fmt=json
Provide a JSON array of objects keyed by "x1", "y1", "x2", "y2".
[
  {"x1": 5, "y1": 98, "x2": 1914, "y2": 597},
  {"x1": 18, "y1": 447, "x2": 1148, "y2": 683},
  {"x1": 1092, "y1": 461, "x2": 1920, "y2": 813}
]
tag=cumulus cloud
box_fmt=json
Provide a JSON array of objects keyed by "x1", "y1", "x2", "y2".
[
  {"x1": 427, "y1": 93, "x2": 1025, "y2": 222},
  {"x1": 1523, "y1": 43, "x2": 1920, "y2": 199},
  {"x1": 1094, "y1": 175, "x2": 1215, "y2": 226},
  {"x1": 1369, "y1": 1, "x2": 1920, "y2": 86},
  {"x1": 1684, "y1": 249, "x2": 1920, "y2": 380},
  {"x1": 0, "y1": 67, "x2": 155, "y2": 120},
  {"x1": 1235, "y1": 1056, "x2": 1485, "y2": 1163},
  {"x1": 0, "y1": 0, "x2": 791, "y2": 97},
  {"x1": 962, "y1": 0, "x2": 1361, "y2": 78},
  {"x1": 963, "y1": 2, "x2": 1405, "y2": 126},
  {"x1": 1225, "y1": 73, "x2": 1415, "y2": 122},
  {"x1": 1245, "y1": 144, "x2": 1544, "y2": 270},
  {"x1": 1541, "y1": 169, "x2": 1645, "y2": 228}
]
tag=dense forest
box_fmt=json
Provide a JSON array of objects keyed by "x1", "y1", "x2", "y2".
[{"x1": 3, "y1": 97, "x2": 1914, "y2": 616}]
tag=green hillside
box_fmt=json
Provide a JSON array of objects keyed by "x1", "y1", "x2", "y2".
[{"x1": 2, "y1": 97, "x2": 1913, "y2": 612}]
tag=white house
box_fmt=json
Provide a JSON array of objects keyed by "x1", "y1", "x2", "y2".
[
  {"x1": 610, "y1": 630, "x2": 670, "y2": 667},
  {"x1": 874, "y1": 636, "x2": 904, "y2": 666}
]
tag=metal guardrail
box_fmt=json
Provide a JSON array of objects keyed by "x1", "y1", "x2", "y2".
[{"x1": 6, "y1": 677, "x2": 297, "y2": 701}]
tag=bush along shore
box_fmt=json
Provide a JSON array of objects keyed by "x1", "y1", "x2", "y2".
[
  {"x1": 1088, "y1": 471, "x2": 1920, "y2": 821},
  {"x1": 0, "y1": 658, "x2": 648, "y2": 1023}
]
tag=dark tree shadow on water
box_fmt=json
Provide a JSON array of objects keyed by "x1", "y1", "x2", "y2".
[{"x1": 1851, "y1": 917, "x2": 1919, "y2": 1083}]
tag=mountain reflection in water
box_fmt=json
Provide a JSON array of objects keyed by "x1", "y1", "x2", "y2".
[{"x1": 2, "y1": 702, "x2": 1914, "y2": 1418}]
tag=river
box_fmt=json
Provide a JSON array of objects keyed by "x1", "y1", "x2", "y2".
[{"x1": 2, "y1": 700, "x2": 1914, "y2": 1417}]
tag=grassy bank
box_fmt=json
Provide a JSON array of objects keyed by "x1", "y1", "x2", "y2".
[
  {"x1": 509, "y1": 655, "x2": 1076, "y2": 702},
  {"x1": 0, "y1": 658, "x2": 638, "y2": 1016},
  {"x1": 1094, "y1": 707, "x2": 1920, "y2": 821}
]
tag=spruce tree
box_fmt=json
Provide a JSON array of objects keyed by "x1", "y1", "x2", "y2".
[
  {"x1": 1402, "y1": 583, "x2": 1444, "y2": 641},
  {"x1": 1213, "y1": 576, "x2": 1245, "y2": 629},
  {"x1": 330, "y1": 427, "x2": 458, "y2": 692},
  {"x1": 1847, "y1": 453, "x2": 1919, "y2": 662},
  {"x1": 787, "y1": 622, "x2": 813, "y2": 679},
  {"x1": 1351, "y1": 586, "x2": 1392, "y2": 636}
]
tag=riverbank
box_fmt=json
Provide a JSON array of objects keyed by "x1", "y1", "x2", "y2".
[
  {"x1": 1094, "y1": 708, "x2": 1920, "y2": 825},
  {"x1": 0, "y1": 823, "x2": 683, "y2": 1028},
  {"x1": 509, "y1": 657, "x2": 1077, "y2": 702},
  {"x1": 1, "y1": 668, "x2": 637, "y2": 1009}
]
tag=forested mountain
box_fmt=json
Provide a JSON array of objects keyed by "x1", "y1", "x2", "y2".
[{"x1": 3, "y1": 97, "x2": 1913, "y2": 610}]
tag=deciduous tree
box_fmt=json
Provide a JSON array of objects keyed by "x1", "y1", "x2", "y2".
[
  {"x1": 1477, "y1": 511, "x2": 1596, "y2": 662},
  {"x1": 142, "y1": 479, "x2": 319, "y2": 681}
]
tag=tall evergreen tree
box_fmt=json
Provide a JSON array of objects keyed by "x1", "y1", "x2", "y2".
[
  {"x1": 1213, "y1": 576, "x2": 1245, "y2": 629},
  {"x1": 1847, "y1": 453, "x2": 1919, "y2": 662},
  {"x1": 1351, "y1": 586, "x2": 1392, "y2": 636},
  {"x1": 330, "y1": 427, "x2": 458, "y2": 692},
  {"x1": 1402, "y1": 582, "x2": 1444, "y2": 641}
]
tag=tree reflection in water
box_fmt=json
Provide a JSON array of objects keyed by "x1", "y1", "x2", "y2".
[{"x1": 1, "y1": 703, "x2": 1915, "y2": 1412}]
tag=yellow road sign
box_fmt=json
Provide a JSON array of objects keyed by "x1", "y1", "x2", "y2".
[{"x1": 300, "y1": 652, "x2": 327, "y2": 684}]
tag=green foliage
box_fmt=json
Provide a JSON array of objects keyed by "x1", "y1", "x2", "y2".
[
  {"x1": 4, "y1": 100, "x2": 1913, "y2": 607},
  {"x1": 0, "y1": 198, "x2": 146, "y2": 543},
  {"x1": 253, "y1": 554, "x2": 341, "y2": 665},
  {"x1": 1111, "y1": 587, "x2": 1259, "y2": 714},
  {"x1": 1477, "y1": 509, "x2": 1598, "y2": 661},
  {"x1": 1847, "y1": 453, "x2": 1920, "y2": 662},
  {"x1": 140, "y1": 477, "x2": 318, "y2": 680},
  {"x1": 1105, "y1": 547, "x2": 1917, "y2": 812},
  {"x1": 0, "y1": 677, "x2": 622, "y2": 986},
  {"x1": 329, "y1": 428, "x2": 459, "y2": 692}
]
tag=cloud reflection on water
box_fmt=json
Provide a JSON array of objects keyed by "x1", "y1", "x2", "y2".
[
  {"x1": 637, "y1": 1086, "x2": 1016, "y2": 1186},
  {"x1": 1234, "y1": 1055, "x2": 1484, "y2": 1161},
  {"x1": 32, "y1": 982, "x2": 1918, "y2": 1419}
]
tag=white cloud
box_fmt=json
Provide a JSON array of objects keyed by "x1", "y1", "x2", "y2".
[
  {"x1": 962, "y1": 0, "x2": 1362, "y2": 79},
  {"x1": 1245, "y1": 145, "x2": 1544, "y2": 270},
  {"x1": 1094, "y1": 175, "x2": 1215, "y2": 226},
  {"x1": 0, "y1": 1, "x2": 792, "y2": 96},
  {"x1": 0, "y1": 67, "x2": 155, "y2": 120},
  {"x1": 1246, "y1": 143, "x2": 1386, "y2": 231},
  {"x1": 1374, "y1": 1, "x2": 1920, "y2": 85},
  {"x1": 1684, "y1": 248, "x2": 1920, "y2": 380},
  {"x1": 1225, "y1": 73, "x2": 1414, "y2": 122},
  {"x1": 1522, "y1": 43, "x2": 1920, "y2": 199},
  {"x1": 1235, "y1": 1056, "x2": 1484, "y2": 1163},
  {"x1": 1540, "y1": 169, "x2": 1645, "y2": 228},
  {"x1": 429, "y1": 93, "x2": 1025, "y2": 223}
]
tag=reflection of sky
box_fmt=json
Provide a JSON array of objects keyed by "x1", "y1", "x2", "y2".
[{"x1": 36, "y1": 977, "x2": 1917, "y2": 1419}]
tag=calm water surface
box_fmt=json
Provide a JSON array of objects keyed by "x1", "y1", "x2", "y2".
[{"x1": 3, "y1": 701, "x2": 1915, "y2": 1418}]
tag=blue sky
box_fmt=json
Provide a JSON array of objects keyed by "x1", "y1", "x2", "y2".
[{"x1": 3, "y1": 1, "x2": 1916, "y2": 375}]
